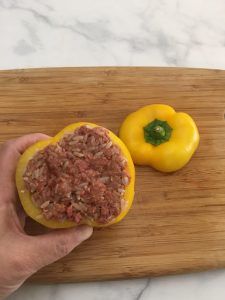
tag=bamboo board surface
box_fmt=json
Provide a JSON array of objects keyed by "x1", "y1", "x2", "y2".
[{"x1": 0, "y1": 67, "x2": 225, "y2": 283}]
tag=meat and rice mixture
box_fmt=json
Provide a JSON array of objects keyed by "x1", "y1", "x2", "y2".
[{"x1": 23, "y1": 125, "x2": 130, "y2": 224}]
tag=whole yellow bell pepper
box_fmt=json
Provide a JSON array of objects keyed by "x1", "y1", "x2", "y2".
[
  {"x1": 16, "y1": 122, "x2": 135, "y2": 229},
  {"x1": 119, "y1": 104, "x2": 199, "y2": 172}
]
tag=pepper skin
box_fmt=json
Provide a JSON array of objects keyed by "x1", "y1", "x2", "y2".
[
  {"x1": 16, "y1": 122, "x2": 135, "y2": 228},
  {"x1": 119, "y1": 104, "x2": 199, "y2": 172}
]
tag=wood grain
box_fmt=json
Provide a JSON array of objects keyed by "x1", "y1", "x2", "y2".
[{"x1": 0, "y1": 67, "x2": 225, "y2": 283}]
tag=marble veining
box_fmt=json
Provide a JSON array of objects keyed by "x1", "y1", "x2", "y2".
[
  {"x1": 8, "y1": 270, "x2": 225, "y2": 300},
  {"x1": 1, "y1": 0, "x2": 225, "y2": 299},
  {"x1": 0, "y1": 0, "x2": 225, "y2": 69}
]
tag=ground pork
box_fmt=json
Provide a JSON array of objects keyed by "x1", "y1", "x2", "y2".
[{"x1": 23, "y1": 125, "x2": 130, "y2": 224}]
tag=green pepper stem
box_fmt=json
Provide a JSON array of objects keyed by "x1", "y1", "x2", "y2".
[
  {"x1": 154, "y1": 125, "x2": 166, "y2": 137},
  {"x1": 143, "y1": 119, "x2": 172, "y2": 146}
]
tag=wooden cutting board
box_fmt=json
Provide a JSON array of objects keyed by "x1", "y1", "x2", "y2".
[{"x1": 0, "y1": 67, "x2": 225, "y2": 283}]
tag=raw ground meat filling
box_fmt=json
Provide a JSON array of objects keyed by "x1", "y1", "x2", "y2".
[{"x1": 23, "y1": 126, "x2": 130, "y2": 224}]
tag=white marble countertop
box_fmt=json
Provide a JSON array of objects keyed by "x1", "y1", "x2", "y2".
[{"x1": 1, "y1": 0, "x2": 225, "y2": 299}]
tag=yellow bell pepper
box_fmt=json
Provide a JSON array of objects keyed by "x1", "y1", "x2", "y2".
[
  {"x1": 119, "y1": 104, "x2": 199, "y2": 172},
  {"x1": 16, "y1": 122, "x2": 135, "y2": 229}
]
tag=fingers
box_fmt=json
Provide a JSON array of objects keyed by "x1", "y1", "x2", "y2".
[
  {"x1": 0, "y1": 133, "x2": 50, "y2": 170},
  {"x1": 23, "y1": 226, "x2": 93, "y2": 273},
  {"x1": 7, "y1": 133, "x2": 50, "y2": 155},
  {"x1": 0, "y1": 133, "x2": 50, "y2": 194}
]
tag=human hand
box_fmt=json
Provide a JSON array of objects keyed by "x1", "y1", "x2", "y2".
[{"x1": 0, "y1": 134, "x2": 93, "y2": 299}]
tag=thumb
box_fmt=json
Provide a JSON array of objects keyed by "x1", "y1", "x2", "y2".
[{"x1": 24, "y1": 225, "x2": 93, "y2": 273}]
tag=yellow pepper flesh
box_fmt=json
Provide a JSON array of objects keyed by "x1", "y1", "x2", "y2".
[
  {"x1": 119, "y1": 104, "x2": 199, "y2": 172},
  {"x1": 16, "y1": 122, "x2": 135, "y2": 228}
]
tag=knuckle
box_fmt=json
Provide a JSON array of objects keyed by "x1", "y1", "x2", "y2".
[{"x1": 55, "y1": 238, "x2": 71, "y2": 257}]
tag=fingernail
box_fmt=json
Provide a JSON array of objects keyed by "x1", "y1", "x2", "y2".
[{"x1": 76, "y1": 225, "x2": 93, "y2": 241}]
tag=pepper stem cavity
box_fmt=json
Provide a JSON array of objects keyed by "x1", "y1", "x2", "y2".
[{"x1": 143, "y1": 119, "x2": 172, "y2": 146}]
